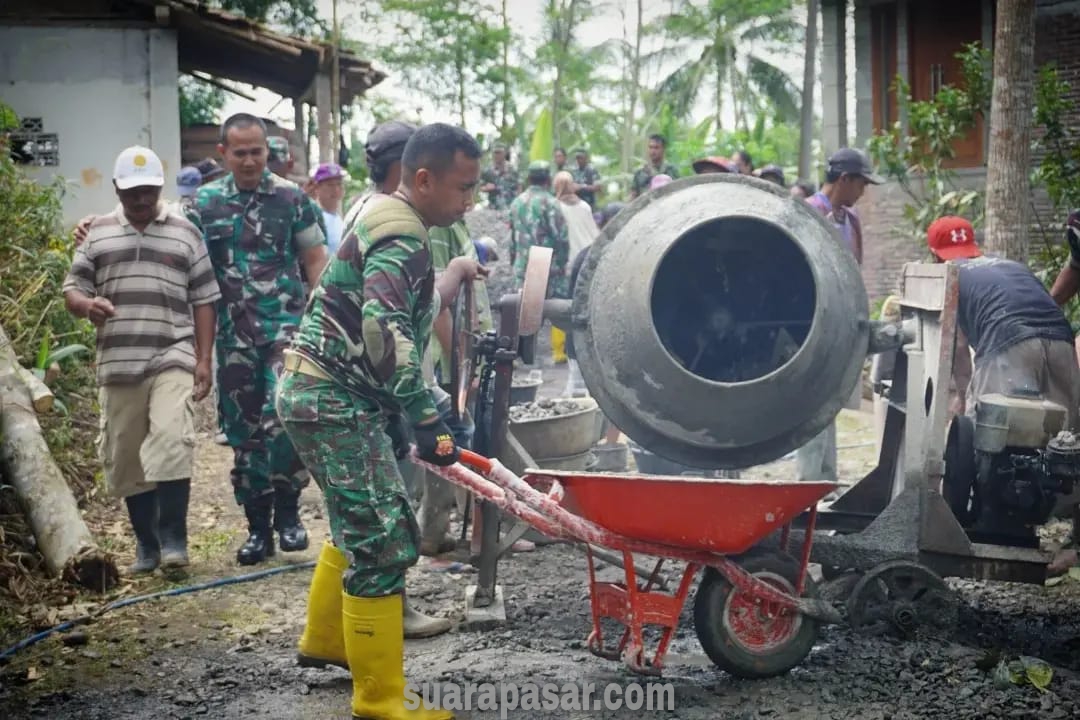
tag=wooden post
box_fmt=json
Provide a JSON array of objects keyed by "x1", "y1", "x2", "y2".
[
  {"x1": 315, "y1": 72, "x2": 332, "y2": 163},
  {"x1": 799, "y1": 0, "x2": 820, "y2": 181},
  {"x1": 331, "y1": 0, "x2": 341, "y2": 163}
]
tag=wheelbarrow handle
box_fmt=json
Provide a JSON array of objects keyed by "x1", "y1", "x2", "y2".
[{"x1": 458, "y1": 449, "x2": 493, "y2": 475}]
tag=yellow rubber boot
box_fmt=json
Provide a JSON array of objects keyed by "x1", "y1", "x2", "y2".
[
  {"x1": 297, "y1": 541, "x2": 348, "y2": 669},
  {"x1": 551, "y1": 326, "x2": 568, "y2": 364},
  {"x1": 343, "y1": 593, "x2": 454, "y2": 720}
]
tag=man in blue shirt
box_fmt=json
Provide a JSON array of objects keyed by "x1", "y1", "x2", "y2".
[{"x1": 311, "y1": 162, "x2": 348, "y2": 256}]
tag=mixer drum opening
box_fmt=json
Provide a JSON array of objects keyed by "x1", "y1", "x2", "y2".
[{"x1": 649, "y1": 217, "x2": 816, "y2": 383}]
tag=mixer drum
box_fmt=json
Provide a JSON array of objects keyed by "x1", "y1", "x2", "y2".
[{"x1": 571, "y1": 174, "x2": 869, "y2": 469}]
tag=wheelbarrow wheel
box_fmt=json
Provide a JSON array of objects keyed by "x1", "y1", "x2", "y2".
[{"x1": 693, "y1": 550, "x2": 819, "y2": 679}]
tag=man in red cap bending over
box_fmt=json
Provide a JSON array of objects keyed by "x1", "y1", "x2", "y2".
[
  {"x1": 928, "y1": 216, "x2": 1079, "y2": 422},
  {"x1": 928, "y1": 216, "x2": 1080, "y2": 573}
]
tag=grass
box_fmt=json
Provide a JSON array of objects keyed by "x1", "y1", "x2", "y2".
[{"x1": 190, "y1": 528, "x2": 236, "y2": 564}]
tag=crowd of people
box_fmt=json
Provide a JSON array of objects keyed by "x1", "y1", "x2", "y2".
[{"x1": 60, "y1": 114, "x2": 1080, "y2": 719}]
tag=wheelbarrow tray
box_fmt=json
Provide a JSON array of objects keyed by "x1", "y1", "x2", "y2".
[{"x1": 529, "y1": 469, "x2": 835, "y2": 555}]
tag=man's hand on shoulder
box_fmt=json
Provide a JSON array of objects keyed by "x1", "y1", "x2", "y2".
[{"x1": 73, "y1": 214, "x2": 98, "y2": 247}]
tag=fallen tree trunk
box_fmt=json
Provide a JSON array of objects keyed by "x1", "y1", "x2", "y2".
[
  {"x1": 16, "y1": 364, "x2": 54, "y2": 413},
  {"x1": 0, "y1": 324, "x2": 117, "y2": 591}
]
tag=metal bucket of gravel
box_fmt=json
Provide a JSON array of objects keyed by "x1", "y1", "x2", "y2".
[
  {"x1": 510, "y1": 376, "x2": 543, "y2": 405},
  {"x1": 509, "y1": 398, "x2": 603, "y2": 460}
]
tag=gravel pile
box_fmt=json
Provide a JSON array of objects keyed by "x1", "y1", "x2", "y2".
[
  {"x1": 465, "y1": 208, "x2": 517, "y2": 303},
  {"x1": 509, "y1": 398, "x2": 590, "y2": 422}
]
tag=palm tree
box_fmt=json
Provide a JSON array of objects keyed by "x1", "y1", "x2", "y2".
[{"x1": 652, "y1": 0, "x2": 803, "y2": 131}]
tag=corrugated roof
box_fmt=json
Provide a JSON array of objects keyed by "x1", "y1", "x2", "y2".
[
  {"x1": 1, "y1": 0, "x2": 386, "y2": 102},
  {"x1": 143, "y1": 0, "x2": 386, "y2": 102}
]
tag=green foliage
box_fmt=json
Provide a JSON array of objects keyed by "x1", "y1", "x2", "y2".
[
  {"x1": 535, "y1": 0, "x2": 607, "y2": 147},
  {"x1": 213, "y1": 0, "x2": 325, "y2": 36},
  {"x1": 375, "y1": 0, "x2": 508, "y2": 129},
  {"x1": 1032, "y1": 65, "x2": 1080, "y2": 210},
  {"x1": 1029, "y1": 64, "x2": 1080, "y2": 327},
  {"x1": 867, "y1": 43, "x2": 991, "y2": 243},
  {"x1": 0, "y1": 99, "x2": 99, "y2": 493},
  {"x1": 178, "y1": 75, "x2": 226, "y2": 128},
  {"x1": 650, "y1": 0, "x2": 802, "y2": 131}
]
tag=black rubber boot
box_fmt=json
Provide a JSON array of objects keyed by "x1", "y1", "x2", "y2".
[
  {"x1": 274, "y1": 489, "x2": 309, "y2": 552},
  {"x1": 157, "y1": 479, "x2": 190, "y2": 569},
  {"x1": 237, "y1": 495, "x2": 275, "y2": 565},
  {"x1": 124, "y1": 489, "x2": 160, "y2": 574}
]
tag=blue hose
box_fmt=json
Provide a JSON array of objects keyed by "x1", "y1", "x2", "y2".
[{"x1": 0, "y1": 561, "x2": 315, "y2": 662}]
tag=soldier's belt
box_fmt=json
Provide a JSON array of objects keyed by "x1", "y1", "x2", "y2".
[{"x1": 282, "y1": 349, "x2": 332, "y2": 381}]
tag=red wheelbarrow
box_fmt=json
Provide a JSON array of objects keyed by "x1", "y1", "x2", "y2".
[{"x1": 415, "y1": 449, "x2": 843, "y2": 678}]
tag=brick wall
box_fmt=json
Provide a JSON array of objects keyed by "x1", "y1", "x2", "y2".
[
  {"x1": 857, "y1": 171, "x2": 986, "y2": 300},
  {"x1": 857, "y1": 4, "x2": 1080, "y2": 302}
]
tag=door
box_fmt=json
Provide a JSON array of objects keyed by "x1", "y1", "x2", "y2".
[{"x1": 908, "y1": 0, "x2": 986, "y2": 168}]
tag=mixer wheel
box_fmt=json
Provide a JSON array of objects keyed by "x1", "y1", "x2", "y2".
[
  {"x1": 847, "y1": 560, "x2": 957, "y2": 637},
  {"x1": 694, "y1": 550, "x2": 819, "y2": 679}
]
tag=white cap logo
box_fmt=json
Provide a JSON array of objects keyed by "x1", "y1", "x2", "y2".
[
  {"x1": 113, "y1": 146, "x2": 165, "y2": 190},
  {"x1": 950, "y1": 228, "x2": 968, "y2": 244}
]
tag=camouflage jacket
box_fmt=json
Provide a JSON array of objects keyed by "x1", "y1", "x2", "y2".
[
  {"x1": 193, "y1": 170, "x2": 326, "y2": 348},
  {"x1": 631, "y1": 161, "x2": 680, "y2": 196},
  {"x1": 291, "y1": 196, "x2": 438, "y2": 425},
  {"x1": 509, "y1": 186, "x2": 570, "y2": 299},
  {"x1": 571, "y1": 164, "x2": 601, "y2": 207},
  {"x1": 481, "y1": 164, "x2": 520, "y2": 210},
  {"x1": 429, "y1": 221, "x2": 494, "y2": 379}
]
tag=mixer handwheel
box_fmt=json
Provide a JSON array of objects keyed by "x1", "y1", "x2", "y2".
[{"x1": 847, "y1": 560, "x2": 957, "y2": 637}]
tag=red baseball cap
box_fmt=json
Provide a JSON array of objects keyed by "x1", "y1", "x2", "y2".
[{"x1": 927, "y1": 216, "x2": 981, "y2": 260}]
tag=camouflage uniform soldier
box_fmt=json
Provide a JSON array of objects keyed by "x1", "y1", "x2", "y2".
[
  {"x1": 266, "y1": 136, "x2": 294, "y2": 179},
  {"x1": 276, "y1": 123, "x2": 484, "y2": 720},
  {"x1": 479, "y1": 143, "x2": 520, "y2": 210},
  {"x1": 509, "y1": 160, "x2": 571, "y2": 299},
  {"x1": 192, "y1": 113, "x2": 328, "y2": 565},
  {"x1": 631, "y1": 134, "x2": 680, "y2": 198},
  {"x1": 570, "y1": 147, "x2": 602, "y2": 208}
]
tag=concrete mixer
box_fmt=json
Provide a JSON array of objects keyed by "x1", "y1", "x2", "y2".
[{"x1": 452, "y1": 173, "x2": 1069, "y2": 635}]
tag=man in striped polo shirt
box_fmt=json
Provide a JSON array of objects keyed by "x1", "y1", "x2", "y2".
[{"x1": 63, "y1": 146, "x2": 221, "y2": 575}]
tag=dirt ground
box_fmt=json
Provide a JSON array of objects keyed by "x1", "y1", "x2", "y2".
[
  {"x1": 1, "y1": 209, "x2": 1078, "y2": 718},
  {"x1": 1, "y1": 356, "x2": 1079, "y2": 720}
]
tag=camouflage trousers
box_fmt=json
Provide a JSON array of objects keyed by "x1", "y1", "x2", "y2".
[
  {"x1": 276, "y1": 370, "x2": 419, "y2": 597},
  {"x1": 217, "y1": 343, "x2": 309, "y2": 506}
]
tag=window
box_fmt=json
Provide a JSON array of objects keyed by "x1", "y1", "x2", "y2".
[{"x1": 9, "y1": 118, "x2": 60, "y2": 166}]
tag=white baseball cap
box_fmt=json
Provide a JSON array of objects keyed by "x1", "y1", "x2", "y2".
[{"x1": 113, "y1": 146, "x2": 165, "y2": 190}]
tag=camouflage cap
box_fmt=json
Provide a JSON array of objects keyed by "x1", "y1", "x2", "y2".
[
  {"x1": 528, "y1": 160, "x2": 551, "y2": 173},
  {"x1": 267, "y1": 136, "x2": 291, "y2": 163},
  {"x1": 572, "y1": 147, "x2": 588, "y2": 156},
  {"x1": 491, "y1": 142, "x2": 508, "y2": 152}
]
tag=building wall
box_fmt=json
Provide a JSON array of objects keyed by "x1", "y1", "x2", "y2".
[
  {"x1": 854, "y1": 3, "x2": 1080, "y2": 302},
  {"x1": 0, "y1": 26, "x2": 181, "y2": 226},
  {"x1": 857, "y1": 170, "x2": 987, "y2": 300}
]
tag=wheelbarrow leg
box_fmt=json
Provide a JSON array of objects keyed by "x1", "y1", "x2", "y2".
[{"x1": 584, "y1": 544, "x2": 699, "y2": 676}]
